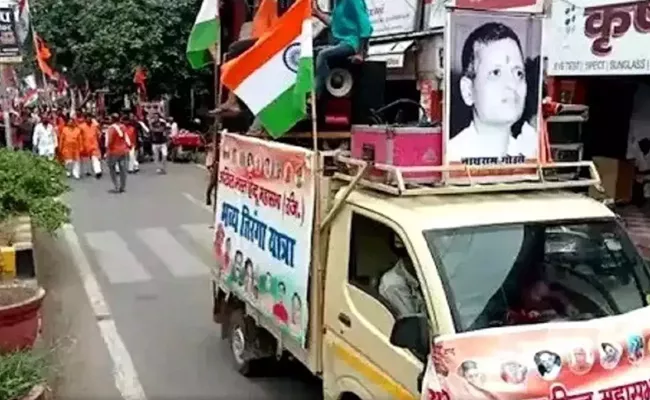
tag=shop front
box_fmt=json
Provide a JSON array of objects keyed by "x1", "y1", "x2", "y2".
[{"x1": 547, "y1": 0, "x2": 650, "y2": 252}]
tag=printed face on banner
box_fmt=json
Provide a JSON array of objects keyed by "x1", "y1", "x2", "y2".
[
  {"x1": 214, "y1": 133, "x2": 315, "y2": 346},
  {"x1": 428, "y1": 308, "x2": 650, "y2": 400},
  {"x1": 445, "y1": 10, "x2": 542, "y2": 181},
  {"x1": 547, "y1": 0, "x2": 650, "y2": 76}
]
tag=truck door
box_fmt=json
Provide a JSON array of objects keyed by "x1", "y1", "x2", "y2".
[{"x1": 323, "y1": 207, "x2": 429, "y2": 400}]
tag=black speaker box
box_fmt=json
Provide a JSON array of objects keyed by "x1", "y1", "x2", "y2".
[{"x1": 351, "y1": 60, "x2": 386, "y2": 125}]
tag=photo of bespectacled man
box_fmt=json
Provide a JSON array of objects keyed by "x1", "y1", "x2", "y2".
[{"x1": 445, "y1": 9, "x2": 542, "y2": 165}]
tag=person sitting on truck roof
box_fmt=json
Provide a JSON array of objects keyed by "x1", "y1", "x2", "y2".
[
  {"x1": 212, "y1": 0, "x2": 279, "y2": 116},
  {"x1": 312, "y1": 0, "x2": 373, "y2": 98},
  {"x1": 378, "y1": 235, "x2": 425, "y2": 317},
  {"x1": 447, "y1": 22, "x2": 537, "y2": 162}
]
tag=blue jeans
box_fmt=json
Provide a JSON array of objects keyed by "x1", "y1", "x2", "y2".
[{"x1": 315, "y1": 43, "x2": 356, "y2": 97}]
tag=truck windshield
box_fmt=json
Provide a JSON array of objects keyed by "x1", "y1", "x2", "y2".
[{"x1": 423, "y1": 219, "x2": 650, "y2": 332}]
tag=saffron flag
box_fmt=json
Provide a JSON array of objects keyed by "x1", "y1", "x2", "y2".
[
  {"x1": 133, "y1": 66, "x2": 147, "y2": 100},
  {"x1": 34, "y1": 34, "x2": 54, "y2": 78},
  {"x1": 186, "y1": 0, "x2": 219, "y2": 69},
  {"x1": 221, "y1": 0, "x2": 314, "y2": 138}
]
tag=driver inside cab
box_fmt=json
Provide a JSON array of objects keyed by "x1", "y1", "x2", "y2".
[
  {"x1": 507, "y1": 275, "x2": 580, "y2": 325},
  {"x1": 379, "y1": 235, "x2": 426, "y2": 317}
]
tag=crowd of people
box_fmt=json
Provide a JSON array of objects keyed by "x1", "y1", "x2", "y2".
[{"x1": 6, "y1": 109, "x2": 178, "y2": 194}]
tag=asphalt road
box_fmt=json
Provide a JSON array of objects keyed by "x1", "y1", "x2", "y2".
[{"x1": 42, "y1": 162, "x2": 321, "y2": 400}]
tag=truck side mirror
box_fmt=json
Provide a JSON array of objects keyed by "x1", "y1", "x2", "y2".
[{"x1": 390, "y1": 314, "x2": 429, "y2": 361}]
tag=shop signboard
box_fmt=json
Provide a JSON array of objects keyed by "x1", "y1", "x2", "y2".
[
  {"x1": 421, "y1": 305, "x2": 650, "y2": 400},
  {"x1": 214, "y1": 133, "x2": 315, "y2": 347},
  {"x1": 548, "y1": 0, "x2": 650, "y2": 76},
  {"x1": 0, "y1": 6, "x2": 20, "y2": 63},
  {"x1": 444, "y1": 9, "x2": 543, "y2": 183},
  {"x1": 369, "y1": 0, "x2": 421, "y2": 37},
  {"x1": 427, "y1": 0, "x2": 544, "y2": 29}
]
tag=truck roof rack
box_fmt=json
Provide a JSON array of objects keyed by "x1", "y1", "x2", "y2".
[{"x1": 333, "y1": 153, "x2": 603, "y2": 196}]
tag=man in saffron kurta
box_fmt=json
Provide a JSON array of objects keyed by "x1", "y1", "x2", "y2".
[
  {"x1": 123, "y1": 114, "x2": 139, "y2": 173},
  {"x1": 60, "y1": 116, "x2": 83, "y2": 179},
  {"x1": 55, "y1": 113, "x2": 66, "y2": 163},
  {"x1": 79, "y1": 113, "x2": 102, "y2": 179}
]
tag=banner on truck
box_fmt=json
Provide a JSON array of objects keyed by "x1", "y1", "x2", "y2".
[
  {"x1": 547, "y1": 0, "x2": 650, "y2": 76},
  {"x1": 444, "y1": 9, "x2": 542, "y2": 183},
  {"x1": 213, "y1": 133, "x2": 315, "y2": 347},
  {"x1": 421, "y1": 307, "x2": 650, "y2": 400}
]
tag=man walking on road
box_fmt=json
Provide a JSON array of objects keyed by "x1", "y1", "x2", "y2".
[
  {"x1": 150, "y1": 113, "x2": 168, "y2": 174},
  {"x1": 32, "y1": 114, "x2": 57, "y2": 159},
  {"x1": 124, "y1": 114, "x2": 140, "y2": 174},
  {"x1": 79, "y1": 113, "x2": 103, "y2": 179},
  {"x1": 60, "y1": 115, "x2": 83, "y2": 179},
  {"x1": 106, "y1": 114, "x2": 131, "y2": 193}
]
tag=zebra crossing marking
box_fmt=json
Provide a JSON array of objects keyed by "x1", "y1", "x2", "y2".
[
  {"x1": 85, "y1": 231, "x2": 152, "y2": 284},
  {"x1": 137, "y1": 227, "x2": 209, "y2": 277},
  {"x1": 180, "y1": 223, "x2": 214, "y2": 252}
]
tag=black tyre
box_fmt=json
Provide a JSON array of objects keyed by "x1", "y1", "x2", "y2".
[{"x1": 228, "y1": 310, "x2": 254, "y2": 376}]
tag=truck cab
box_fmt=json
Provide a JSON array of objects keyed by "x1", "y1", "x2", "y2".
[{"x1": 319, "y1": 158, "x2": 648, "y2": 399}]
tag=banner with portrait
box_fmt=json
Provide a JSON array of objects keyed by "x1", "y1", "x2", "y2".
[
  {"x1": 547, "y1": 0, "x2": 650, "y2": 76},
  {"x1": 213, "y1": 133, "x2": 315, "y2": 347},
  {"x1": 444, "y1": 9, "x2": 543, "y2": 183},
  {"x1": 422, "y1": 306, "x2": 650, "y2": 400}
]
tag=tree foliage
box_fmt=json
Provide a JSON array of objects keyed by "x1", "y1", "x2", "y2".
[{"x1": 31, "y1": 0, "x2": 213, "y2": 108}]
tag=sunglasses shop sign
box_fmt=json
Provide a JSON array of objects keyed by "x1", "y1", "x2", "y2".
[{"x1": 548, "y1": 0, "x2": 650, "y2": 76}]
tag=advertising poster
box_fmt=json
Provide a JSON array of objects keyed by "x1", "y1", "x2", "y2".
[
  {"x1": 547, "y1": 0, "x2": 650, "y2": 76},
  {"x1": 0, "y1": 6, "x2": 20, "y2": 63},
  {"x1": 213, "y1": 133, "x2": 315, "y2": 347},
  {"x1": 423, "y1": 307, "x2": 650, "y2": 399},
  {"x1": 428, "y1": 0, "x2": 544, "y2": 31},
  {"x1": 368, "y1": 0, "x2": 419, "y2": 37},
  {"x1": 445, "y1": 9, "x2": 542, "y2": 182}
]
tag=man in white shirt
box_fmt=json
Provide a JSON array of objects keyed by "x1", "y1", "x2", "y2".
[
  {"x1": 32, "y1": 115, "x2": 57, "y2": 159},
  {"x1": 168, "y1": 117, "x2": 178, "y2": 136},
  {"x1": 448, "y1": 22, "x2": 537, "y2": 163},
  {"x1": 378, "y1": 236, "x2": 425, "y2": 317}
]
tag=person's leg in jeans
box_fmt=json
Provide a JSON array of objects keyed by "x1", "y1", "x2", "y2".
[
  {"x1": 159, "y1": 143, "x2": 168, "y2": 173},
  {"x1": 214, "y1": 39, "x2": 258, "y2": 114},
  {"x1": 314, "y1": 43, "x2": 356, "y2": 98},
  {"x1": 117, "y1": 155, "x2": 128, "y2": 192},
  {"x1": 107, "y1": 155, "x2": 119, "y2": 192}
]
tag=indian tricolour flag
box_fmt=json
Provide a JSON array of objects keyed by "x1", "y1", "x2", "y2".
[
  {"x1": 186, "y1": 0, "x2": 219, "y2": 70},
  {"x1": 221, "y1": 0, "x2": 313, "y2": 138}
]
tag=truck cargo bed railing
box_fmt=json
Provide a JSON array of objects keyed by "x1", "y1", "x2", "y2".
[{"x1": 333, "y1": 153, "x2": 602, "y2": 196}]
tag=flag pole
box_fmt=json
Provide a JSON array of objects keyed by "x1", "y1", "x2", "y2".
[
  {"x1": 211, "y1": 9, "x2": 222, "y2": 220},
  {"x1": 309, "y1": 82, "x2": 324, "y2": 366},
  {"x1": 1, "y1": 65, "x2": 13, "y2": 149}
]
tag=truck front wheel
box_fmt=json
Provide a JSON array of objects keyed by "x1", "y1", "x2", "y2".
[{"x1": 228, "y1": 310, "x2": 254, "y2": 376}]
